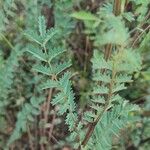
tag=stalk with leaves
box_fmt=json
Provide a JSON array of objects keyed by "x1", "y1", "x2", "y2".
[
  {"x1": 7, "y1": 15, "x2": 79, "y2": 149},
  {"x1": 72, "y1": 0, "x2": 142, "y2": 149}
]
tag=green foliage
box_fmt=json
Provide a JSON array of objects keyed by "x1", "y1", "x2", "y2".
[
  {"x1": 0, "y1": 0, "x2": 149, "y2": 149},
  {"x1": 72, "y1": 2, "x2": 130, "y2": 47},
  {"x1": 131, "y1": 0, "x2": 149, "y2": 23},
  {"x1": 0, "y1": 0, "x2": 16, "y2": 32},
  {"x1": 70, "y1": 1, "x2": 145, "y2": 149},
  {"x1": 0, "y1": 46, "x2": 23, "y2": 111},
  {"x1": 55, "y1": 0, "x2": 78, "y2": 30},
  {"x1": 8, "y1": 15, "x2": 78, "y2": 147},
  {"x1": 71, "y1": 11, "x2": 99, "y2": 21},
  {"x1": 84, "y1": 49, "x2": 141, "y2": 124},
  {"x1": 7, "y1": 97, "x2": 44, "y2": 146},
  {"x1": 86, "y1": 101, "x2": 139, "y2": 150},
  {"x1": 81, "y1": 47, "x2": 142, "y2": 149}
]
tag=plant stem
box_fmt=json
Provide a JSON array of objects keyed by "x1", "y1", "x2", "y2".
[
  {"x1": 48, "y1": 110, "x2": 56, "y2": 141},
  {"x1": 44, "y1": 75, "x2": 55, "y2": 133},
  {"x1": 84, "y1": 36, "x2": 90, "y2": 73},
  {"x1": 0, "y1": 33, "x2": 15, "y2": 50},
  {"x1": 27, "y1": 125, "x2": 34, "y2": 150},
  {"x1": 132, "y1": 24, "x2": 150, "y2": 48},
  {"x1": 113, "y1": 0, "x2": 121, "y2": 16},
  {"x1": 104, "y1": 44, "x2": 113, "y2": 61}
]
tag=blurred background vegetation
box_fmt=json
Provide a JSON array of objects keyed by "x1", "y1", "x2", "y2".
[{"x1": 0, "y1": 0, "x2": 149, "y2": 149}]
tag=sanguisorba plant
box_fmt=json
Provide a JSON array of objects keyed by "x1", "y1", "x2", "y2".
[
  {"x1": 7, "y1": 15, "x2": 79, "y2": 149},
  {"x1": 6, "y1": 0, "x2": 144, "y2": 149}
]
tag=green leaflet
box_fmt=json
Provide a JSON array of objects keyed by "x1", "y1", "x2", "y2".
[
  {"x1": 58, "y1": 72, "x2": 72, "y2": 89},
  {"x1": 71, "y1": 11, "x2": 99, "y2": 21},
  {"x1": 122, "y1": 12, "x2": 135, "y2": 22},
  {"x1": 93, "y1": 86, "x2": 109, "y2": 94},
  {"x1": 52, "y1": 61, "x2": 72, "y2": 75},
  {"x1": 84, "y1": 111, "x2": 96, "y2": 123},
  {"x1": 38, "y1": 16, "x2": 46, "y2": 37},
  {"x1": 33, "y1": 61, "x2": 71, "y2": 76},
  {"x1": 114, "y1": 49, "x2": 142, "y2": 73},
  {"x1": 91, "y1": 96, "x2": 105, "y2": 104},
  {"x1": 123, "y1": 50, "x2": 142, "y2": 71},
  {"x1": 90, "y1": 104, "x2": 100, "y2": 112},
  {"x1": 33, "y1": 65, "x2": 51, "y2": 76},
  {"x1": 66, "y1": 112, "x2": 78, "y2": 131},
  {"x1": 48, "y1": 47, "x2": 66, "y2": 62},
  {"x1": 41, "y1": 80, "x2": 59, "y2": 89},
  {"x1": 93, "y1": 72, "x2": 111, "y2": 83},
  {"x1": 51, "y1": 92, "x2": 65, "y2": 106},
  {"x1": 43, "y1": 28, "x2": 59, "y2": 46},
  {"x1": 24, "y1": 30, "x2": 42, "y2": 45},
  {"x1": 26, "y1": 45, "x2": 47, "y2": 62},
  {"x1": 111, "y1": 94, "x2": 122, "y2": 103},
  {"x1": 112, "y1": 83, "x2": 126, "y2": 93},
  {"x1": 91, "y1": 50, "x2": 111, "y2": 70},
  {"x1": 115, "y1": 74, "x2": 132, "y2": 83}
]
